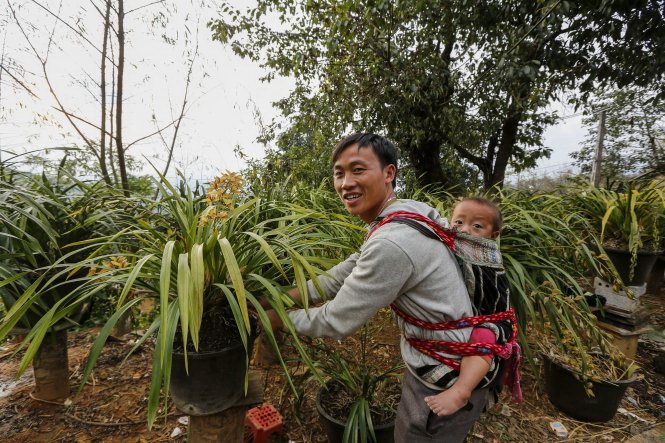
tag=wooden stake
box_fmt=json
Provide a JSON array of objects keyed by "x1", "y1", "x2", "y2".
[
  {"x1": 252, "y1": 331, "x2": 281, "y2": 367},
  {"x1": 187, "y1": 370, "x2": 263, "y2": 442}
]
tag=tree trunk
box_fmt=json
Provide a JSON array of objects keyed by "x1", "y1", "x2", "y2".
[
  {"x1": 251, "y1": 330, "x2": 280, "y2": 367},
  {"x1": 488, "y1": 113, "x2": 521, "y2": 189},
  {"x1": 109, "y1": 56, "x2": 119, "y2": 186},
  {"x1": 487, "y1": 81, "x2": 530, "y2": 189},
  {"x1": 188, "y1": 407, "x2": 248, "y2": 442},
  {"x1": 115, "y1": 0, "x2": 130, "y2": 197},
  {"x1": 98, "y1": 0, "x2": 112, "y2": 187},
  {"x1": 187, "y1": 370, "x2": 263, "y2": 442},
  {"x1": 32, "y1": 329, "x2": 69, "y2": 401},
  {"x1": 405, "y1": 137, "x2": 459, "y2": 191}
]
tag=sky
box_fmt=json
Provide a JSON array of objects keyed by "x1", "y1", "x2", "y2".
[
  {"x1": 1, "y1": 1, "x2": 587, "y2": 185},
  {"x1": 530, "y1": 109, "x2": 585, "y2": 176}
]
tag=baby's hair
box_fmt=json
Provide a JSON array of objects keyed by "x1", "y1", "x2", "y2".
[{"x1": 455, "y1": 196, "x2": 503, "y2": 232}]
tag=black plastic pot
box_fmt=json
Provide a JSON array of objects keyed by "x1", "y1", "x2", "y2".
[
  {"x1": 543, "y1": 355, "x2": 636, "y2": 422},
  {"x1": 170, "y1": 337, "x2": 256, "y2": 415},
  {"x1": 605, "y1": 247, "x2": 662, "y2": 286},
  {"x1": 315, "y1": 381, "x2": 395, "y2": 443}
]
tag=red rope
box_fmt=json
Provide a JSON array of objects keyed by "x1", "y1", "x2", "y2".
[
  {"x1": 367, "y1": 211, "x2": 457, "y2": 251},
  {"x1": 393, "y1": 304, "x2": 523, "y2": 402},
  {"x1": 391, "y1": 305, "x2": 516, "y2": 332},
  {"x1": 391, "y1": 305, "x2": 519, "y2": 369}
]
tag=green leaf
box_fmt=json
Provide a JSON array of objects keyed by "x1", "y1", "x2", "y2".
[
  {"x1": 189, "y1": 243, "x2": 205, "y2": 347},
  {"x1": 177, "y1": 252, "x2": 192, "y2": 356},
  {"x1": 147, "y1": 301, "x2": 179, "y2": 429},
  {"x1": 218, "y1": 237, "x2": 250, "y2": 330},
  {"x1": 115, "y1": 254, "x2": 154, "y2": 308},
  {"x1": 159, "y1": 241, "x2": 175, "y2": 364}
]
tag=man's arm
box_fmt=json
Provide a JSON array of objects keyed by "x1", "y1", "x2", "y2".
[
  {"x1": 288, "y1": 238, "x2": 413, "y2": 339},
  {"x1": 261, "y1": 252, "x2": 360, "y2": 308},
  {"x1": 264, "y1": 253, "x2": 360, "y2": 331},
  {"x1": 266, "y1": 308, "x2": 285, "y2": 332}
]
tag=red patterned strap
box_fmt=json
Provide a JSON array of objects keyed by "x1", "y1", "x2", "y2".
[
  {"x1": 390, "y1": 304, "x2": 517, "y2": 332},
  {"x1": 391, "y1": 305, "x2": 518, "y2": 365},
  {"x1": 393, "y1": 304, "x2": 523, "y2": 402},
  {"x1": 367, "y1": 211, "x2": 456, "y2": 251}
]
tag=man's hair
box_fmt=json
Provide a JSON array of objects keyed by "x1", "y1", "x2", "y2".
[
  {"x1": 332, "y1": 133, "x2": 398, "y2": 187},
  {"x1": 457, "y1": 196, "x2": 503, "y2": 232}
]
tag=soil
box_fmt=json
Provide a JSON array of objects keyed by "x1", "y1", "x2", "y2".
[
  {"x1": 317, "y1": 380, "x2": 401, "y2": 427},
  {"x1": 314, "y1": 367, "x2": 401, "y2": 428},
  {"x1": 0, "y1": 288, "x2": 663, "y2": 442},
  {"x1": 172, "y1": 304, "x2": 254, "y2": 354}
]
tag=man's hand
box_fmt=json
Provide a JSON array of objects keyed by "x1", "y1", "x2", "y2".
[
  {"x1": 256, "y1": 287, "x2": 300, "y2": 312},
  {"x1": 265, "y1": 309, "x2": 285, "y2": 333},
  {"x1": 256, "y1": 295, "x2": 271, "y2": 311}
]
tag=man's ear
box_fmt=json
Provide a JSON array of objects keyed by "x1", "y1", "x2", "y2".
[
  {"x1": 491, "y1": 230, "x2": 500, "y2": 239},
  {"x1": 384, "y1": 164, "x2": 396, "y2": 183}
]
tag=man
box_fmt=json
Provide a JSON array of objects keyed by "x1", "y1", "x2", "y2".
[{"x1": 266, "y1": 133, "x2": 487, "y2": 441}]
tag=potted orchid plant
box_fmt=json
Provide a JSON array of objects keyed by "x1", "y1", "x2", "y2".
[{"x1": 78, "y1": 170, "x2": 362, "y2": 427}]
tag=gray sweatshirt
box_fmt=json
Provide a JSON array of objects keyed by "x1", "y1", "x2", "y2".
[{"x1": 288, "y1": 198, "x2": 473, "y2": 371}]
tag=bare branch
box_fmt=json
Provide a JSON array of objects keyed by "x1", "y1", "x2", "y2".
[
  {"x1": 42, "y1": 0, "x2": 64, "y2": 64},
  {"x1": 9, "y1": 2, "x2": 46, "y2": 65},
  {"x1": 108, "y1": 38, "x2": 118, "y2": 185},
  {"x1": 10, "y1": 1, "x2": 102, "y2": 161},
  {"x1": 89, "y1": 0, "x2": 118, "y2": 36},
  {"x1": 452, "y1": 141, "x2": 487, "y2": 168},
  {"x1": 126, "y1": 0, "x2": 166, "y2": 15},
  {"x1": 124, "y1": 116, "x2": 180, "y2": 151},
  {"x1": 29, "y1": 0, "x2": 117, "y2": 66},
  {"x1": 43, "y1": 78, "x2": 101, "y2": 159},
  {"x1": 158, "y1": 41, "x2": 198, "y2": 180},
  {"x1": 43, "y1": 82, "x2": 101, "y2": 159},
  {"x1": 88, "y1": 0, "x2": 106, "y2": 21},
  {"x1": 49, "y1": 105, "x2": 114, "y2": 137},
  {"x1": 0, "y1": 65, "x2": 40, "y2": 99}
]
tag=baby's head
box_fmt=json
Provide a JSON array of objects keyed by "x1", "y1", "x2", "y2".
[{"x1": 451, "y1": 197, "x2": 502, "y2": 239}]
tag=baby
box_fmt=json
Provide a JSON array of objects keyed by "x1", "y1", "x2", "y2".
[{"x1": 425, "y1": 197, "x2": 502, "y2": 416}]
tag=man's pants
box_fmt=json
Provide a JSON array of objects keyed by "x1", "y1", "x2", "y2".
[{"x1": 394, "y1": 370, "x2": 488, "y2": 442}]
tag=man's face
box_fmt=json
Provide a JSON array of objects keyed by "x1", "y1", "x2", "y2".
[
  {"x1": 451, "y1": 200, "x2": 499, "y2": 239},
  {"x1": 333, "y1": 144, "x2": 395, "y2": 223}
]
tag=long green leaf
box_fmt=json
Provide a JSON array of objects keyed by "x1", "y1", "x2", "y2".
[
  {"x1": 115, "y1": 254, "x2": 154, "y2": 308},
  {"x1": 189, "y1": 243, "x2": 204, "y2": 347},
  {"x1": 177, "y1": 252, "x2": 192, "y2": 355},
  {"x1": 159, "y1": 241, "x2": 175, "y2": 364},
  {"x1": 243, "y1": 231, "x2": 287, "y2": 279},
  {"x1": 218, "y1": 237, "x2": 250, "y2": 330},
  {"x1": 147, "y1": 301, "x2": 180, "y2": 429}
]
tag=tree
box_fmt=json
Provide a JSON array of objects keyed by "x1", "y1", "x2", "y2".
[
  {"x1": 210, "y1": 0, "x2": 665, "y2": 191},
  {"x1": 571, "y1": 87, "x2": 665, "y2": 183},
  {"x1": 3, "y1": 1, "x2": 204, "y2": 196}
]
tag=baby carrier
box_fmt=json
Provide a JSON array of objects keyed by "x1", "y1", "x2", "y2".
[{"x1": 368, "y1": 210, "x2": 522, "y2": 402}]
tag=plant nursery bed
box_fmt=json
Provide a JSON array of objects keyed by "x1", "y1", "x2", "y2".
[{"x1": 0, "y1": 289, "x2": 664, "y2": 442}]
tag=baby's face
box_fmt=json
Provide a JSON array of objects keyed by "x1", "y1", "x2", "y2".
[{"x1": 451, "y1": 200, "x2": 499, "y2": 239}]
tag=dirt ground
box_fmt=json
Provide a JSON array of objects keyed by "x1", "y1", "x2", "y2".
[{"x1": 0, "y1": 289, "x2": 663, "y2": 442}]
